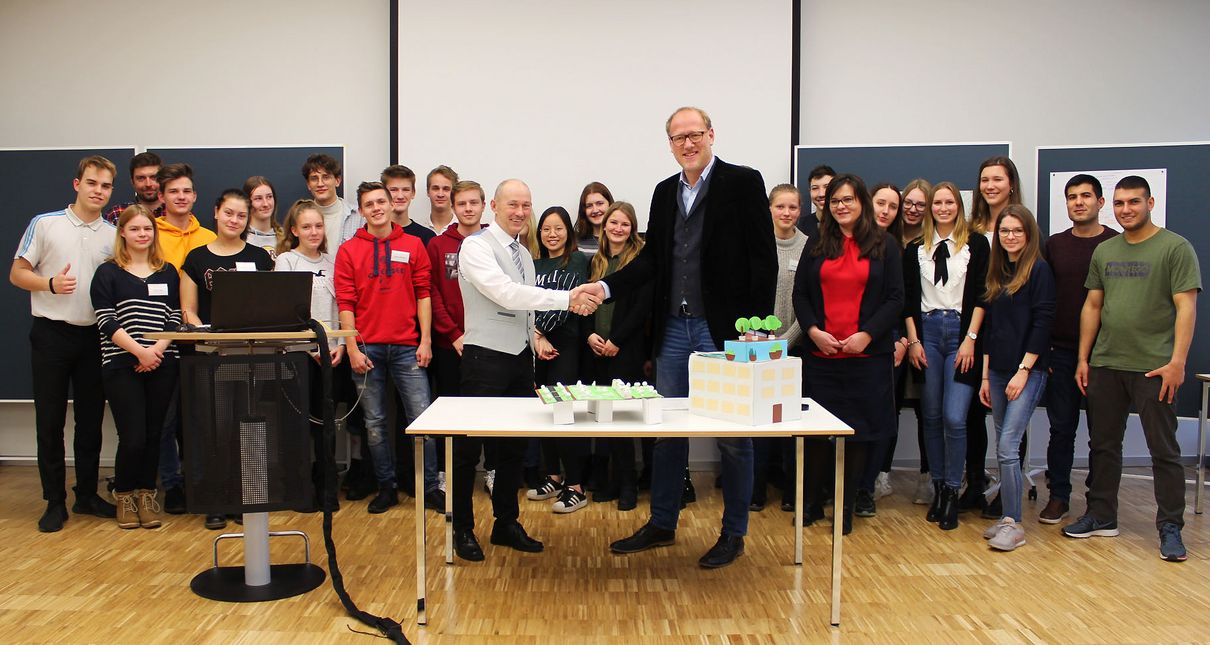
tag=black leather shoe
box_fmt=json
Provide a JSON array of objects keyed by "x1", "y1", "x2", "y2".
[
  {"x1": 593, "y1": 487, "x2": 619, "y2": 503},
  {"x1": 38, "y1": 501, "x2": 68, "y2": 532},
  {"x1": 368, "y1": 486, "x2": 398, "y2": 514},
  {"x1": 489, "y1": 522, "x2": 543, "y2": 553},
  {"x1": 617, "y1": 488, "x2": 638, "y2": 511},
  {"x1": 699, "y1": 534, "x2": 744, "y2": 569},
  {"x1": 204, "y1": 514, "x2": 227, "y2": 530},
  {"x1": 610, "y1": 523, "x2": 676, "y2": 554},
  {"x1": 72, "y1": 492, "x2": 117, "y2": 519},
  {"x1": 792, "y1": 503, "x2": 826, "y2": 526},
  {"x1": 454, "y1": 529, "x2": 485, "y2": 561},
  {"x1": 424, "y1": 489, "x2": 446, "y2": 512}
]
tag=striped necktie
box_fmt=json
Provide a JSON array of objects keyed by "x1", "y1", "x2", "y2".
[{"x1": 509, "y1": 240, "x2": 526, "y2": 281}]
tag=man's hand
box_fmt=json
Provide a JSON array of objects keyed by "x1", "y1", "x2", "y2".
[
  {"x1": 1075, "y1": 358, "x2": 1090, "y2": 395},
  {"x1": 51, "y1": 264, "x2": 76, "y2": 295},
  {"x1": 569, "y1": 285, "x2": 601, "y2": 315},
  {"x1": 416, "y1": 340, "x2": 432, "y2": 368},
  {"x1": 1145, "y1": 361, "x2": 1186, "y2": 404},
  {"x1": 349, "y1": 347, "x2": 373, "y2": 374},
  {"x1": 452, "y1": 335, "x2": 465, "y2": 357}
]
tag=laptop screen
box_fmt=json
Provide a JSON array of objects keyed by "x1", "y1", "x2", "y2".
[{"x1": 209, "y1": 271, "x2": 314, "y2": 332}]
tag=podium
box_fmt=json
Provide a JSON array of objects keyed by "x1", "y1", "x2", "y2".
[{"x1": 147, "y1": 329, "x2": 355, "y2": 602}]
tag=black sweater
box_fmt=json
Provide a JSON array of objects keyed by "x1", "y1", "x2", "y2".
[
  {"x1": 903, "y1": 233, "x2": 990, "y2": 386},
  {"x1": 792, "y1": 232, "x2": 904, "y2": 356},
  {"x1": 984, "y1": 258, "x2": 1056, "y2": 373}
]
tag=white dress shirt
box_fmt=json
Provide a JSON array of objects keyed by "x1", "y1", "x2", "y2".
[{"x1": 458, "y1": 223, "x2": 570, "y2": 311}]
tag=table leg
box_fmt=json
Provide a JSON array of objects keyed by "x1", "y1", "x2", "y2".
[
  {"x1": 830, "y1": 437, "x2": 844, "y2": 627},
  {"x1": 794, "y1": 436, "x2": 803, "y2": 565},
  {"x1": 414, "y1": 436, "x2": 427, "y2": 626},
  {"x1": 445, "y1": 436, "x2": 454, "y2": 564},
  {"x1": 1198, "y1": 382, "x2": 1207, "y2": 514}
]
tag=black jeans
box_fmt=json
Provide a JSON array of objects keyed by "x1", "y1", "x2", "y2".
[
  {"x1": 1085, "y1": 367, "x2": 1185, "y2": 528},
  {"x1": 452, "y1": 345, "x2": 533, "y2": 532},
  {"x1": 30, "y1": 317, "x2": 106, "y2": 502},
  {"x1": 1044, "y1": 347, "x2": 1086, "y2": 502},
  {"x1": 104, "y1": 362, "x2": 178, "y2": 492}
]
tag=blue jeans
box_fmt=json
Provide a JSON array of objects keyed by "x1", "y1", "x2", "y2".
[
  {"x1": 652, "y1": 315, "x2": 752, "y2": 536},
  {"x1": 158, "y1": 385, "x2": 183, "y2": 490},
  {"x1": 359, "y1": 344, "x2": 436, "y2": 490},
  {"x1": 988, "y1": 368, "x2": 1047, "y2": 522},
  {"x1": 920, "y1": 310, "x2": 974, "y2": 489},
  {"x1": 1043, "y1": 347, "x2": 1084, "y2": 502}
]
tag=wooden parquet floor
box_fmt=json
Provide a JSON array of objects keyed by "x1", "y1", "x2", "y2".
[{"x1": 0, "y1": 465, "x2": 1206, "y2": 644}]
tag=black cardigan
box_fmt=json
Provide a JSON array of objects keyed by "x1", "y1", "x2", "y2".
[
  {"x1": 984, "y1": 258, "x2": 1056, "y2": 373},
  {"x1": 792, "y1": 232, "x2": 904, "y2": 355},
  {"x1": 903, "y1": 232, "x2": 990, "y2": 386}
]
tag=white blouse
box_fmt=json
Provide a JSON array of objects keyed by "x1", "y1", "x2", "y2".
[{"x1": 917, "y1": 231, "x2": 971, "y2": 313}]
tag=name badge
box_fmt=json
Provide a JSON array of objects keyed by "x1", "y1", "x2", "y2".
[
  {"x1": 391, "y1": 250, "x2": 410, "y2": 264},
  {"x1": 788, "y1": 260, "x2": 798, "y2": 272},
  {"x1": 235, "y1": 262, "x2": 257, "y2": 272},
  {"x1": 148, "y1": 283, "x2": 168, "y2": 297}
]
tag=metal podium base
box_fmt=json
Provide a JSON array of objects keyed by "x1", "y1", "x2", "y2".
[{"x1": 190, "y1": 563, "x2": 325, "y2": 602}]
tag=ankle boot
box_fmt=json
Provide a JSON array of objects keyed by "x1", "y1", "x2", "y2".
[
  {"x1": 926, "y1": 481, "x2": 944, "y2": 522},
  {"x1": 958, "y1": 475, "x2": 987, "y2": 512},
  {"x1": 134, "y1": 489, "x2": 162, "y2": 528},
  {"x1": 115, "y1": 491, "x2": 139, "y2": 529},
  {"x1": 939, "y1": 485, "x2": 960, "y2": 530}
]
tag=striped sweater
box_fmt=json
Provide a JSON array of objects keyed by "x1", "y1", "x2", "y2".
[{"x1": 90, "y1": 261, "x2": 181, "y2": 369}]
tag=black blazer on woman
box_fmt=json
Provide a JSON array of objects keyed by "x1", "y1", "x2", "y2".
[
  {"x1": 586, "y1": 278, "x2": 653, "y2": 383},
  {"x1": 903, "y1": 232, "x2": 990, "y2": 386},
  {"x1": 792, "y1": 231, "x2": 905, "y2": 356}
]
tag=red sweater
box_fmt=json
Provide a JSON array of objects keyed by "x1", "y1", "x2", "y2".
[
  {"x1": 335, "y1": 224, "x2": 431, "y2": 345},
  {"x1": 425, "y1": 223, "x2": 485, "y2": 348}
]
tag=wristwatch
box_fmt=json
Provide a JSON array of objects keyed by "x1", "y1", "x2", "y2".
[
  {"x1": 966, "y1": 332, "x2": 978, "y2": 341},
  {"x1": 1018, "y1": 363, "x2": 1031, "y2": 372}
]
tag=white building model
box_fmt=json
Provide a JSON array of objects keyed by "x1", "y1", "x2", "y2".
[{"x1": 688, "y1": 352, "x2": 802, "y2": 426}]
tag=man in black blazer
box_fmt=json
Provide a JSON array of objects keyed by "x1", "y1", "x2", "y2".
[{"x1": 578, "y1": 106, "x2": 777, "y2": 568}]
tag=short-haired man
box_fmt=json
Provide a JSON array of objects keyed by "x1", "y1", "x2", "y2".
[
  {"x1": 10, "y1": 156, "x2": 119, "y2": 531},
  {"x1": 422, "y1": 165, "x2": 459, "y2": 234},
  {"x1": 302, "y1": 154, "x2": 361, "y2": 253},
  {"x1": 427, "y1": 180, "x2": 487, "y2": 394},
  {"x1": 335, "y1": 181, "x2": 442, "y2": 514},
  {"x1": 151, "y1": 162, "x2": 216, "y2": 514},
  {"x1": 451, "y1": 179, "x2": 599, "y2": 561},
  {"x1": 103, "y1": 152, "x2": 163, "y2": 225},
  {"x1": 381, "y1": 164, "x2": 436, "y2": 247},
  {"x1": 1064, "y1": 176, "x2": 1200, "y2": 563},
  {"x1": 579, "y1": 106, "x2": 778, "y2": 568},
  {"x1": 1038, "y1": 174, "x2": 1116, "y2": 524},
  {"x1": 797, "y1": 164, "x2": 835, "y2": 237}
]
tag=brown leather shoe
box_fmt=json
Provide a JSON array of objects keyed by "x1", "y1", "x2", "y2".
[
  {"x1": 1038, "y1": 498, "x2": 1069, "y2": 524},
  {"x1": 135, "y1": 489, "x2": 162, "y2": 529},
  {"x1": 115, "y1": 491, "x2": 139, "y2": 529}
]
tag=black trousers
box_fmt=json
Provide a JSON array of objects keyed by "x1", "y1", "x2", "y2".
[
  {"x1": 104, "y1": 362, "x2": 178, "y2": 492},
  {"x1": 30, "y1": 317, "x2": 106, "y2": 502},
  {"x1": 452, "y1": 345, "x2": 533, "y2": 532}
]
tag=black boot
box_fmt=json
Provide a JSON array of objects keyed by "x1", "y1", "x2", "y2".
[
  {"x1": 981, "y1": 492, "x2": 1003, "y2": 519},
  {"x1": 926, "y1": 481, "x2": 943, "y2": 522},
  {"x1": 938, "y1": 485, "x2": 959, "y2": 530},
  {"x1": 958, "y1": 475, "x2": 987, "y2": 513}
]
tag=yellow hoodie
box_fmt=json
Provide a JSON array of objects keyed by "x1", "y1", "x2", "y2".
[{"x1": 156, "y1": 214, "x2": 217, "y2": 271}]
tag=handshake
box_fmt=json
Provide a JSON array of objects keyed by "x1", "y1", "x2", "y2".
[{"x1": 569, "y1": 282, "x2": 606, "y2": 316}]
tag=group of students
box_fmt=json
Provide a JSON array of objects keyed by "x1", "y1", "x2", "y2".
[
  {"x1": 784, "y1": 159, "x2": 1199, "y2": 561},
  {"x1": 14, "y1": 138, "x2": 1200, "y2": 565}
]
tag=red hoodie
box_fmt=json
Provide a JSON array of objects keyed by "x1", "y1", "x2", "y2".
[
  {"x1": 335, "y1": 223, "x2": 431, "y2": 345},
  {"x1": 426, "y1": 223, "x2": 486, "y2": 348}
]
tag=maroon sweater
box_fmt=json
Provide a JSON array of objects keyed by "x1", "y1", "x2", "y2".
[{"x1": 426, "y1": 223, "x2": 486, "y2": 348}]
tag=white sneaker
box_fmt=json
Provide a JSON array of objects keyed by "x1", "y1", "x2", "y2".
[
  {"x1": 483, "y1": 469, "x2": 496, "y2": 495},
  {"x1": 988, "y1": 517, "x2": 1026, "y2": 551},
  {"x1": 552, "y1": 487, "x2": 588, "y2": 514},
  {"x1": 912, "y1": 473, "x2": 933, "y2": 505},
  {"x1": 874, "y1": 472, "x2": 893, "y2": 499},
  {"x1": 983, "y1": 516, "x2": 1010, "y2": 540},
  {"x1": 437, "y1": 471, "x2": 446, "y2": 493}
]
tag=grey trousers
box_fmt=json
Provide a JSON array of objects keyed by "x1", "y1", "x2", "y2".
[{"x1": 1085, "y1": 366, "x2": 1185, "y2": 529}]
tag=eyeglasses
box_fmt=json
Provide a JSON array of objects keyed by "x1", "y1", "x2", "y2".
[
  {"x1": 828, "y1": 196, "x2": 856, "y2": 208},
  {"x1": 669, "y1": 131, "x2": 706, "y2": 146},
  {"x1": 998, "y1": 227, "x2": 1026, "y2": 237},
  {"x1": 903, "y1": 200, "x2": 927, "y2": 211}
]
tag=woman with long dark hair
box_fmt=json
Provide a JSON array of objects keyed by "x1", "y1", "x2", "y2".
[{"x1": 792, "y1": 174, "x2": 903, "y2": 534}]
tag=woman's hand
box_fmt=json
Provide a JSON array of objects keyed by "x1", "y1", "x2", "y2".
[
  {"x1": 978, "y1": 378, "x2": 991, "y2": 408},
  {"x1": 808, "y1": 326, "x2": 842, "y2": 356},
  {"x1": 908, "y1": 341, "x2": 927, "y2": 370},
  {"x1": 330, "y1": 344, "x2": 345, "y2": 367},
  {"x1": 587, "y1": 333, "x2": 607, "y2": 356},
  {"x1": 535, "y1": 334, "x2": 558, "y2": 360},
  {"x1": 955, "y1": 337, "x2": 976, "y2": 373},
  {"x1": 893, "y1": 337, "x2": 908, "y2": 367},
  {"x1": 602, "y1": 340, "x2": 620, "y2": 357},
  {"x1": 1005, "y1": 370, "x2": 1028, "y2": 402},
  {"x1": 839, "y1": 331, "x2": 872, "y2": 355},
  {"x1": 134, "y1": 345, "x2": 161, "y2": 371}
]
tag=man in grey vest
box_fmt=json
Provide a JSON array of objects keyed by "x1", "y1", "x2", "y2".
[{"x1": 451, "y1": 179, "x2": 600, "y2": 561}]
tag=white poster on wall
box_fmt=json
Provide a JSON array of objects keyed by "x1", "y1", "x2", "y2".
[{"x1": 1048, "y1": 168, "x2": 1167, "y2": 235}]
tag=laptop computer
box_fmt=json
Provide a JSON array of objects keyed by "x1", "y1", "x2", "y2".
[{"x1": 210, "y1": 271, "x2": 314, "y2": 332}]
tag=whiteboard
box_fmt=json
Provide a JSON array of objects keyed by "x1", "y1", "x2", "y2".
[
  {"x1": 396, "y1": 1, "x2": 792, "y2": 230},
  {"x1": 1047, "y1": 168, "x2": 1167, "y2": 235}
]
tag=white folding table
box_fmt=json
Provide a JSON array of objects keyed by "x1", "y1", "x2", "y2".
[{"x1": 405, "y1": 396, "x2": 854, "y2": 627}]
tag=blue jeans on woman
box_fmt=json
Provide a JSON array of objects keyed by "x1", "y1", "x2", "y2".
[
  {"x1": 988, "y1": 368, "x2": 1047, "y2": 522},
  {"x1": 920, "y1": 310, "x2": 974, "y2": 489}
]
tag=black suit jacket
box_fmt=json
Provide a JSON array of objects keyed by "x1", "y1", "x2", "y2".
[
  {"x1": 604, "y1": 157, "x2": 777, "y2": 354},
  {"x1": 792, "y1": 232, "x2": 904, "y2": 355}
]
